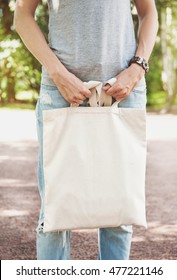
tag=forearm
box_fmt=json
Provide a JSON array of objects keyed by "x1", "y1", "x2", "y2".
[
  {"x1": 14, "y1": 1, "x2": 91, "y2": 104},
  {"x1": 14, "y1": 5, "x2": 69, "y2": 82},
  {"x1": 135, "y1": 1, "x2": 159, "y2": 61},
  {"x1": 104, "y1": 1, "x2": 158, "y2": 99}
]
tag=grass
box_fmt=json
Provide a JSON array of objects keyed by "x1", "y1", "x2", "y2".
[
  {"x1": 0, "y1": 91, "x2": 37, "y2": 110},
  {"x1": 0, "y1": 102, "x2": 36, "y2": 110}
]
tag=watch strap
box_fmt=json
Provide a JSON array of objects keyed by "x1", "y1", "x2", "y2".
[{"x1": 129, "y1": 56, "x2": 149, "y2": 73}]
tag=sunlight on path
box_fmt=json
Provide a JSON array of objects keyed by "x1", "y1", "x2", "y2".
[
  {"x1": 0, "y1": 109, "x2": 177, "y2": 142},
  {"x1": 147, "y1": 114, "x2": 177, "y2": 141},
  {"x1": 0, "y1": 109, "x2": 37, "y2": 141}
]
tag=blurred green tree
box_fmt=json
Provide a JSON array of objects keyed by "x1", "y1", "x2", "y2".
[
  {"x1": 0, "y1": 0, "x2": 177, "y2": 111},
  {"x1": 0, "y1": 0, "x2": 48, "y2": 104},
  {"x1": 157, "y1": 0, "x2": 177, "y2": 112}
]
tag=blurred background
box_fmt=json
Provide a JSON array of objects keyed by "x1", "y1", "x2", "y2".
[
  {"x1": 0, "y1": 0, "x2": 177, "y2": 260},
  {"x1": 0, "y1": 0, "x2": 177, "y2": 112}
]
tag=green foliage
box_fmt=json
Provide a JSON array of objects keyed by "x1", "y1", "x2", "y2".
[
  {"x1": 0, "y1": 39, "x2": 41, "y2": 102},
  {"x1": 146, "y1": 41, "x2": 163, "y2": 96},
  {"x1": 0, "y1": 0, "x2": 48, "y2": 104},
  {"x1": 0, "y1": 0, "x2": 177, "y2": 111}
]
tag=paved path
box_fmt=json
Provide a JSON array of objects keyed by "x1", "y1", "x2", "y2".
[{"x1": 0, "y1": 109, "x2": 177, "y2": 260}]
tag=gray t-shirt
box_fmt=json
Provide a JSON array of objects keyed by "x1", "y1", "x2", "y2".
[{"x1": 41, "y1": 0, "x2": 144, "y2": 86}]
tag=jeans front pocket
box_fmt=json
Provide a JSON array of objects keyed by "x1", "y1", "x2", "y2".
[
  {"x1": 38, "y1": 84, "x2": 70, "y2": 111},
  {"x1": 118, "y1": 84, "x2": 147, "y2": 109}
]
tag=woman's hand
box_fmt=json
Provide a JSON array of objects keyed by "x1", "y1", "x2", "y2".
[
  {"x1": 103, "y1": 0, "x2": 158, "y2": 102},
  {"x1": 51, "y1": 71, "x2": 92, "y2": 105},
  {"x1": 14, "y1": 0, "x2": 91, "y2": 106},
  {"x1": 103, "y1": 64, "x2": 145, "y2": 102}
]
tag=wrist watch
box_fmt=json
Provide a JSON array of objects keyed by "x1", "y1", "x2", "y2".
[{"x1": 129, "y1": 56, "x2": 149, "y2": 73}]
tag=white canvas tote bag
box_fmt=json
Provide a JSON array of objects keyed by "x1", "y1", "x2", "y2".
[{"x1": 42, "y1": 78, "x2": 147, "y2": 233}]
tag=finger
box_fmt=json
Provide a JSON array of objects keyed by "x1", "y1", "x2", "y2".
[
  {"x1": 106, "y1": 85, "x2": 122, "y2": 96},
  {"x1": 72, "y1": 96, "x2": 86, "y2": 105},
  {"x1": 83, "y1": 90, "x2": 92, "y2": 98},
  {"x1": 108, "y1": 86, "x2": 130, "y2": 98},
  {"x1": 81, "y1": 88, "x2": 92, "y2": 98},
  {"x1": 74, "y1": 93, "x2": 87, "y2": 101},
  {"x1": 70, "y1": 102, "x2": 80, "y2": 107},
  {"x1": 113, "y1": 93, "x2": 129, "y2": 99},
  {"x1": 76, "y1": 99, "x2": 84, "y2": 105},
  {"x1": 71, "y1": 99, "x2": 83, "y2": 105},
  {"x1": 103, "y1": 84, "x2": 111, "y2": 91}
]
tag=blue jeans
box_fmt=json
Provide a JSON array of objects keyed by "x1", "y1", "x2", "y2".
[{"x1": 35, "y1": 82, "x2": 146, "y2": 260}]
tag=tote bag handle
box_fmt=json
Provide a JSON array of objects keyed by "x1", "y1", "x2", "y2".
[{"x1": 83, "y1": 78, "x2": 121, "y2": 107}]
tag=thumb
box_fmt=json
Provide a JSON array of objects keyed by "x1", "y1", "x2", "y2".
[{"x1": 103, "y1": 84, "x2": 111, "y2": 91}]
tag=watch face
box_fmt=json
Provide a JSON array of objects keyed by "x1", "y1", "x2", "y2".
[
  {"x1": 143, "y1": 61, "x2": 149, "y2": 71},
  {"x1": 138, "y1": 57, "x2": 143, "y2": 64}
]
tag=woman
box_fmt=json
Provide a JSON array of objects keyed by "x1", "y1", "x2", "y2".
[{"x1": 14, "y1": 0, "x2": 158, "y2": 260}]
